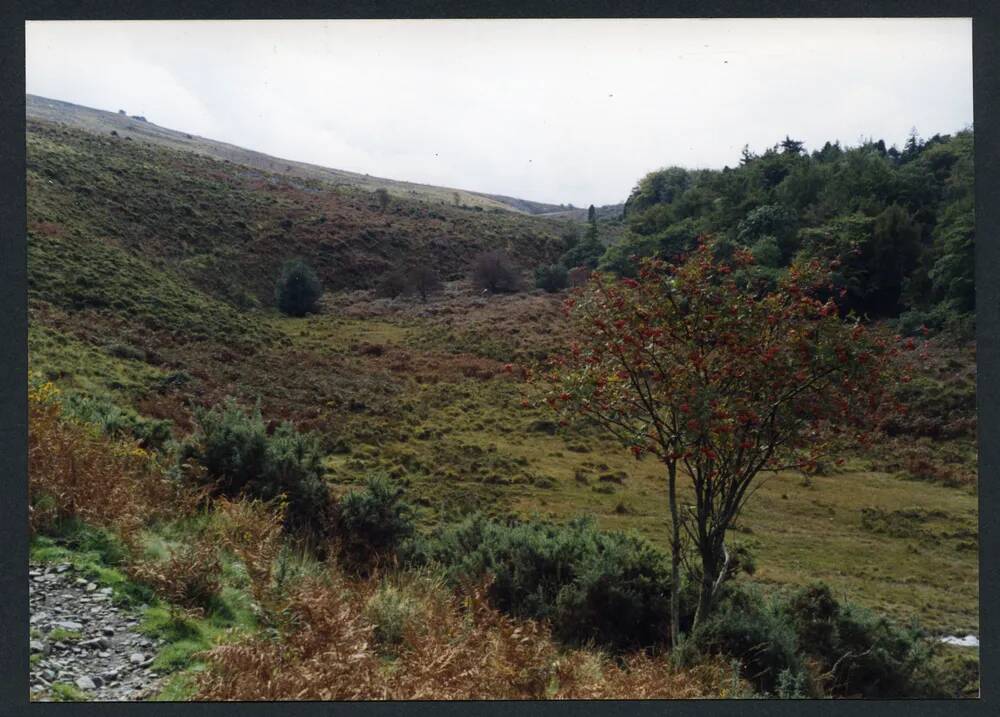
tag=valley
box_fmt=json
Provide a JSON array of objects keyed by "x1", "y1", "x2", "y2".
[{"x1": 26, "y1": 97, "x2": 979, "y2": 700}]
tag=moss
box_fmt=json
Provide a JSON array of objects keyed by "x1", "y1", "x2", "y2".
[
  {"x1": 48, "y1": 682, "x2": 90, "y2": 701},
  {"x1": 47, "y1": 627, "x2": 83, "y2": 642}
]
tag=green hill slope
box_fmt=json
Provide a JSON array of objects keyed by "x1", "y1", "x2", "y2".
[{"x1": 27, "y1": 94, "x2": 555, "y2": 213}]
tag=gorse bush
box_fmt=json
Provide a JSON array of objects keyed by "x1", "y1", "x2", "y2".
[
  {"x1": 404, "y1": 515, "x2": 673, "y2": 650},
  {"x1": 785, "y1": 587, "x2": 945, "y2": 698},
  {"x1": 534, "y1": 264, "x2": 568, "y2": 293},
  {"x1": 334, "y1": 475, "x2": 416, "y2": 574},
  {"x1": 179, "y1": 399, "x2": 332, "y2": 540},
  {"x1": 682, "y1": 581, "x2": 958, "y2": 698},
  {"x1": 686, "y1": 587, "x2": 805, "y2": 695},
  {"x1": 275, "y1": 258, "x2": 323, "y2": 316}
]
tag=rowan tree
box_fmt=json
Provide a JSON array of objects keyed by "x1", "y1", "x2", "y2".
[{"x1": 544, "y1": 236, "x2": 909, "y2": 646}]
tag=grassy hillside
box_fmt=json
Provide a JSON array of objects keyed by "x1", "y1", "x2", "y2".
[{"x1": 27, "y1": 94, "x2": 549, "y2": 212}]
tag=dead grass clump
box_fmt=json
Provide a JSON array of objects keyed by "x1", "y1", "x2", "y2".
[
  {"x1": 384, "y1": 581, "x2": 559, "y2": 699},
  {"x1": 28, "y1": 380, "x2": 198, "y2": 550},
  {"x1": 195, "y1": 574, "x2": 382, "y2": 701},
  {"x1": 128, "y1": 535, "x2": 223, "y2": 614},
  {"x1": 212, "y1": 497, "x2": 286, "y2": 616},
  {"x1": 553, "y1": 651, "x2": 738, "y2": 699}
]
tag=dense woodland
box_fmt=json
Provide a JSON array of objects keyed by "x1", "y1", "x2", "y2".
[{"x1": 591, "y1": 130, "x2": 974, "y2": 337}]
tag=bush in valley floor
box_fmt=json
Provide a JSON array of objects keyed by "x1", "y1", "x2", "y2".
[
  {"x1": 472, "y1": 250, "x2": 521, "y2": 293},
  {"x1": 534, "y1": 263, "x2": 568, "y2": 293},
  {"x1": 275, "y1": 258, "x2": 323, "y2": 316},
  {"x1": 28, "y1": 377, "x2": 197, "y2": 551},
  {"x1": 375, "y1": 266, "x2": 411, "y2": 299},
  {"x1": 178, "y1": 398, "x2": 333, "y2": 541},
  {"x1": 375, "y1": 265, "x2": 443, "y2": 301},
  {"x1": 333, "y1": 475, "x2": 416, "y2": 575},
  {"x1": 402, "y1": 514, "x2": 675, "y2": 651},
  {"x1": 681, "y1": 582, "x2": 963, "y2": 698}
]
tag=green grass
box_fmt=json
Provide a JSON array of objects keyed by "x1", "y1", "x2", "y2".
[
  {"x1": 47, "y1": 627, "x2": 83, "y2": 642},
  {"x1": 48, "y1": 682, "x2": 90, "y2": 702},
  {"x1": 29, "y1": 324, "x2": 170, "y2": 404},
  {"x1": 294, "y1": 308, "x2": 979, "y2": 635}
]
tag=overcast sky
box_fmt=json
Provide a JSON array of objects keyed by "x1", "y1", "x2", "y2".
[{"x1": 26, "y1": 19, "x2": 972, "y2": 206}]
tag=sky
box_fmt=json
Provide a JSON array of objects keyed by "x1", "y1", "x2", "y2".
[{"x1": 26, "y1": 19, "x2": 972, "y2": 207}]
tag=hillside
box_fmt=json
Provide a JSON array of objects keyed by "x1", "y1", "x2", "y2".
[
  {"x1": 27, "y1": 94, "x2": 558, "y2": 213},
  {"x1": 469, "y1": 191, "x2": 625, "y2": 221},
  {"x1": 27, "y1": 116, "x2": 569, "y2": 302}
]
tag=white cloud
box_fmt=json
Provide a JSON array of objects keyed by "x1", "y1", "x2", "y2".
[{"x1": 26, "y1": 18, "x2": 972, "y2": 206}]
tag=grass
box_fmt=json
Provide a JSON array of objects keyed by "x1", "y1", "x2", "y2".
[
  {"x1": 27, "y1": 94, "x2": 543, "y2": 214},
  {"x1": 48, "y1": 682, "x2": 90, "y2": 702},
  {"x1": 47, "y1": 627, "x2": 83, "y2": 642},
  {"x1": 28, "y1": 324, "x2": 170, "y2": 405},
  {"x1": 274, "y1": 300, "x2": 979, "y2": 635}
]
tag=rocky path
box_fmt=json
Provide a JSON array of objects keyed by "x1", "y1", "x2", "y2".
[{"x1": 30, "y1": 562, "x2": 167, "y2": 701}]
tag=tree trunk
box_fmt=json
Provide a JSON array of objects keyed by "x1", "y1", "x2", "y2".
[
  {"x1": 693, "y1": 539, "x2": 729, "y2": 629},
  {"x1": 667, "y1": 460, "x2": 681, "y2": 650},
  {"x1": 694, "y1": 566, "x2": 715, "y2": 629}
]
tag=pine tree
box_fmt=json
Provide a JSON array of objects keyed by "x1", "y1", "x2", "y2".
[{"x1": 275, "y1": 259, "x2": 323, "y2": 316}]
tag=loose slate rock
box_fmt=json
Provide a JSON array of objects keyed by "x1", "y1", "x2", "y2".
[{"x1": 29, "y1": 562, "x2": 166, "y2": 701}]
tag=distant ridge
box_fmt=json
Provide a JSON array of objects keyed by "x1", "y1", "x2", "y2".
[{"x1": 26, "y1": 93, "x2": 573, "y2": 214}]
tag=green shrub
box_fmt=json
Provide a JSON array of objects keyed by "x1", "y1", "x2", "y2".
[
  {"x1": 784, "y1": 583, "x2": 838, "y2": 658},
  {"x1": 44, "y1": 519, "x2": 130, "y2": 566},
  {"x1": 559, "y1": 233, "x2": 604, "y2": 270},
  {"x1": 179, "y1": 399, "x2": 332, "y2": 540},
  {"x1": 897, "y1": 304, "x2": 974, "y2": 340},
  {"x1": 334, "y1": 475, "x2": 415, "y2": 574},
  {"x1": 827, "y1": 603, "x2": 939, "y2": 698},
  {"x1": 534, "y1": 264, "x2": 568, "y2": 293},
  {"x1": 275, "y1": 258, "x2": 323, "y2": 316},
  {"x1": 781, "y1": 582, "x2": 951, "y2": 698},
  {"x1": 689, "y1": 587, "x2": 805, "y2": 695},
  {"x1": 405, "y1": 514, "x2": 673, "y2": 651}
]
